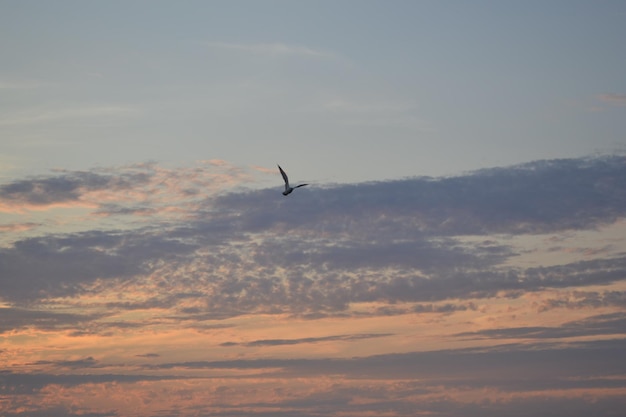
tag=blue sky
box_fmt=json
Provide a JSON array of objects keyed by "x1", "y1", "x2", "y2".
[
  {"x1": 2, "y1": 0, "x2": 625, "y2": 182},
  {"x1": 2, "y1": 2, "x2": 626, "y2": 417}
]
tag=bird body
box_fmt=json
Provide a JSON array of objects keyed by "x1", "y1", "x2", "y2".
[{"x1": 278, "y1": 164, "x2": 308, "y2": 196}]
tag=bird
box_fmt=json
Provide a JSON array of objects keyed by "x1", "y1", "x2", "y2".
[{"x1": 278, "y1": 164, "x2": 308, "y2": 196}]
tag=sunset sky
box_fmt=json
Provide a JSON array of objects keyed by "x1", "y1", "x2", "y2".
[{"x1": 2, "y1": 1, "x2": 626, "y2": 416}]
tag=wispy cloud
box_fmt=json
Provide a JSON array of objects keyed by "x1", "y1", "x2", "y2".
[
  {"x1": 28, "y1": 356, "x2": 100, "y2": 370},
  {"x1": 206, "y1": 41, "x2": 335, "y2": 59},
  {"x1": 221, "y1": 333, "x2": 392, "y2": 347},
  {"x1": 146, "y1": 338, "x2": 626, "y2": 378},
  {"x1": 3, "y1": 339, "x2": 626, "y2": 416},
  {"x1": 135, "y1": 353, "x2": 160, "y2": 358},
  {"x1": 0, "y1": 105, "x2": 138, "y2": 127},
  {"x1": 0, "y1": 222, "x2": 40, "y2": 233},
  {"x1": 324, "y1": 96, "x2": 431, "y2": 130},
  {"x1": 0, "y1": 79, "x2": 42, "y2": 90},
  {"x1": 597, "y1": 93, "x2": 626, "y2": 106},
  {"x1": 456, "y1": 312, "x2": 626, "y2": 340}
]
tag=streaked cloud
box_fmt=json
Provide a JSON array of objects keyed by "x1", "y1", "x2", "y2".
[
  {"x1": 3, "y1": 339, "x2": 625, "y2": 416},
  {"x1": 221, "y1": 333, "x2": 392, "y2": 347},
  {"x1": 0, "y1": 222, "x2": 40, "y2": 233},
  {"x1": 135, "y1": 353, "x2": 160, "y2": 358},
  {"x1": 597, "y1": 93, "x2": 626, "y2": 106},
  {"x1": 0, "y1": 105, "x2": 139, "y2": 127},
  {"x1": 206, "y1": 41, "x2": 336, "y2": 59},
  {"x1": 324, "y1": 96, "x2": 430, "y2": 130},
  {"x1": 0, "y1": 79, "x2": 42, "y2": 90},
  {"x1": 0, "y1": 306, "x2": 101, "y2": 334},
  {"x1": 456, "y1": 312, "x2": 626, "y2": 340},
  {"x1": 27, "y1": 356, "x2": 100, "y2": 370}
]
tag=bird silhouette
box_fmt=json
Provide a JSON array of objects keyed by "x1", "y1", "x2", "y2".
[{"x1": 278, "y1": 164, "x2": 308, "y2": 196}]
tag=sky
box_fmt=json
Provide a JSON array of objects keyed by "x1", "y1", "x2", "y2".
[{"x1": 1, "y1": 1, "x2": 626, "y2": 416}]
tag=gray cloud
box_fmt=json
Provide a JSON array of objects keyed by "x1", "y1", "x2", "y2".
[
  {"x1": 220, "y1": 333, "x2": 392, "y2": 347},
  {"x1": 1, "y1": 235, "x2": 625, "y2": 322},
  {"x1": 135, "y1": 353, "x2": 160, "y2": 358},
  {"x1": 2, "y1": 339, "x2": 625, "y2": 417},
  {"x1": 0, "y1": 307, "x2": 101, "y2": 334},
  {"x1": 4, "y1": 249, "x2": 624, "y2": 331},
  {"x1": 0, "y1": 371, "x2": 180, "y2": 396},
  {"x1": 1, "y1": 156, "x2": 625, "y2": 325},
  {"x1": 456, "y1": 312, "x2": 626, "y2": 340},
  {"x1": 1, "y1": 407, "x2": 116, "y2": 417},
  {"x1": 538, "y1": 290, "x2": 626, "y2": 312},
  {"x1": 148, "y1": 338, "x2": 626, "y2": 383},
  {"x1": 413, "y1": 301, "x2": 478, "y2": 314},
  {"x1": 27, "y1": 357, "x2": 99, "y2": 370},
  {"x1": 0, "y1": 169, "x2": 151, "y2": 207},
  {"x1": 213, "y1": 155, "x2": 626, "y2": 236},
  {"x1": 232, "y1": 386, "x2": 626, "y2": 417},
  {"x1": 0, "y1": 229, "x2": 197, "y2": 302}
]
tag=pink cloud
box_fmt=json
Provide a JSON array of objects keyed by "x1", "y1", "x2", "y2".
[
  {"x1": 597, "y1": 93, "x2": 626, "y2": 106},
  {"x1": 0, "y1": 222, "x2": 40, "y2": 232}
]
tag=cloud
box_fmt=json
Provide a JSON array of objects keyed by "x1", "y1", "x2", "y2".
[
  {"x1": 0, "y1": 168, "x2": 152, "y2": 211},
  {"x1": 206, "y1": 41, "x2": 335, "y2": 59},
  {"x1": 0, "y1": 229, "x2": 197, "y2": 302},
  {"x1": 1, "y1": 156, "x2": 625, "y2": 321},
  {"x1": 0, "y1": 222, "x2": 40, "y2": 233},
  {"x1": 28, "y1": 357, "x2": 100, "y2": 370},
  {"x1": 0, "y1": 105, "x2": 138, "y2": 127},
  {"x1": 135, "y1": 353, "x2": 160, "y2": 358},
  {"x1": 220, "y1": 333, "x2": 392, "y2": 348},
  {"x1": 456, "y1": 312, "x2": 626, "y2": 340},
  {"x1": 3, "y1": 340, "x2": 625, "y2": 417},
  {"x1": 597, "y1": 93, "x2": 626, "y2": 106},
  {"x1": 324, "y1": 96, "x2": 431, "y2": 130},
  {"x1": 213, "y1": 155, "x2": 626, "y2": 236},
  {"x1": 148, "y1": 338, "x2": 626, "y2": 383},
  {"x1": 0, "y1": 160, "x2": 253, "y2": 214},
  {"x1": 0, "y1": 307, "x2": 101, "y2": 334},
  {"x1": 0, "y1": 79, "x2": 42, "y2": 90},
  {"x1": 0, "y1": 371, "x2": 180, "y2": 395},
  {"x1": 412, "y1": 301, "x2": 478, "y2": 314},
  {"x1": 537, "y1": 290, "x2": 626, "y2": 312}
]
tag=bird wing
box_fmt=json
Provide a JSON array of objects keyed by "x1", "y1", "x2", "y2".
[
  {"x1": 294, "y1": 184, "x2": 308, "y2": 189},
  {"x1": 277, "y1": 165, "x2": 290, "y2": 187}
]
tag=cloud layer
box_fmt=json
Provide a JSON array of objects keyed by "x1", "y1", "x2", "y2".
[
  {"x1": 1, "y1": 155, "x2": 626, "y2": 416},
  {"x1": 2, "y1": 156, "x2": 625, "y2": 309}
]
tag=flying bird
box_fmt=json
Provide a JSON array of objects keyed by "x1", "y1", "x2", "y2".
[{"x1": 278, "y1": 164, "x2": 308, "y2": 196}]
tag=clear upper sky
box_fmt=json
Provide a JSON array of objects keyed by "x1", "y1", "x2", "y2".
[{"x1": 2, "y1": 0, "x2": 625, "y2": 182}]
